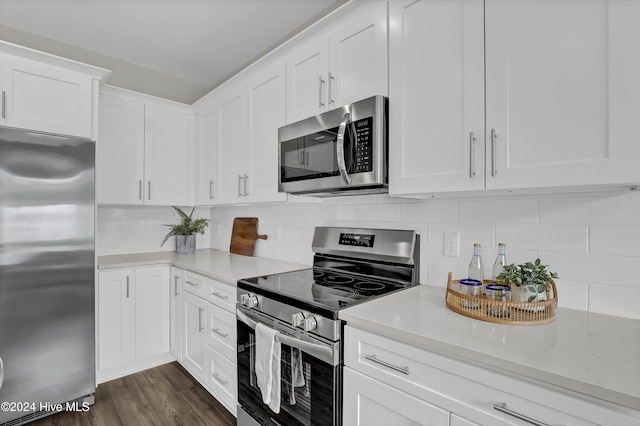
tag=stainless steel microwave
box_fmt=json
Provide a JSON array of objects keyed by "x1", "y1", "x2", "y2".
[{"x1": 278, "y1": 95, "x2": 388, "y2": 196}]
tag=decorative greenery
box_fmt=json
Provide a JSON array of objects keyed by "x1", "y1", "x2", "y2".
[
  {"x1": 497, "y1": 259, "x2": 558, "y2": 301},
  {"x1": 161, "y1": 206, "x2": 210, "y2": 247}
]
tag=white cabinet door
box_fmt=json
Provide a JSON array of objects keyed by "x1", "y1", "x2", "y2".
[
  {"x1": 245, "y1": 59, "x2": 287, "y2": 203},
  {"x1": 214, "y1": 82, "x2": 246, "y2": 204},
  {"x1": 343, "y1": 367, "x2": 450, "y2": 426},
  {"x1": 97, "y1": 94, "x2": 145, "y2": 204},
  {"x1": 182, "y1": 291, "x2": 207, "y2": 382},
  {"x1": 0, "y1": 54, "x2": 94, "y2": 138},
  {"x1": 134, "y1": 266, "x2": 170, "y2": 359},
  {"x1": 286, "y1": 38, "x2": 329, "y2": 124},
  {"x1": 170, "y1": 267, "x2": 183, "y2": 361},
  {"x1": 97, "y1": 269, "x2": 135, "y2": 371},
  {"x1": 194, "y1": 98, "x2": 220, "y2": 205},
  {"x1": 485, "y1": 0, "x2": 640, "y2": 190},
  {"x1": 144, "y1": 103, "x2": 190, "y2": 206},
  {"x1": 328, "y1": 1, "x2": 388, "y2": 107},
  {"x1": 388, "y1": 0, "x2": 485, "y2": 196}
]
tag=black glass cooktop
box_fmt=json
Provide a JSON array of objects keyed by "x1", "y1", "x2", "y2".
[{"x1": 238, "y1": 267, "x2": 412, "y2": 316}]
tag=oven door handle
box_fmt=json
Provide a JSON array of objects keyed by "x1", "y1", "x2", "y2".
[{"x1": 237, "y1": 309, "x2": 333, "y2": 361}]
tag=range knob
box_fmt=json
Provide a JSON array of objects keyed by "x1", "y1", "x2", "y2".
[
  {"x1": 240, "y1": 293, "x2": 258, "y2": 308},
  {"x1": 291, "y1": 312, "x2": 305, "y2": 327},
  {"x1": 303, "y1": 316, "x2": 317, "y2": 332}
]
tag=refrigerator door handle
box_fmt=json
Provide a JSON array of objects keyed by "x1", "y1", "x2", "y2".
[{"x1": 0, "y1": 355, "x2": 4, "y2": 390}]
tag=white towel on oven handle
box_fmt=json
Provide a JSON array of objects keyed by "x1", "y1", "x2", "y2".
[{"x1": 255, "y1": 322, "x2": 281, "y2": 414}]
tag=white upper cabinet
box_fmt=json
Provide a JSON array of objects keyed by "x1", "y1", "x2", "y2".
[
  {"x1": 97, "y1": 93, "x2": 145, "y2": 204},
  {"x1": 484, "y1": 0, "x2": 640, "y2": 190},
  {"x1": 194, "y1": 59, "x2": 288, "y2": 205},
  {"x1": 97, "y1": 87, "x2": 190, "y2": 205},
  {"x1": 244, "y1": 59, "x2": 288, "y2": 203},
  {"x1": 0, "y1": 41, "x2": 109, "y2": 139},
  {"x1": 285, "y1": 0, "x2": 388, "y2": 124},
  {"x1": 390, "y1": 0, "x2": 640, "y2": 197},
  {"x1": 389, "y1": 0, "x2": 485, "y2": 195}
]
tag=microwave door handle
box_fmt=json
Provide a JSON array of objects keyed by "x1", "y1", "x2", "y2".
[
  {"x1": 236, "y1": 309, "x2": 333, "y2": 362},
  {"x1": 336, "y1": 111, "x2": 352, "y2": 185}
]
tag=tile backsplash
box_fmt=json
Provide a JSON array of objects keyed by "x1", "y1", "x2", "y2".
[{"x1": 97, "y1": 189, "x2": 640, "y2": 319}]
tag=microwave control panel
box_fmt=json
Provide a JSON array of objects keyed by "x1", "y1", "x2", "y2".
[{"x1": 354, "y1": 117, "x2": 373, "y2": 173}]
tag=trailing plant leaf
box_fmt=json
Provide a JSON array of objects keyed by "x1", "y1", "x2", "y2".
[{"x1": 161, "y1": 206, "x2": 210, "y2": 247}]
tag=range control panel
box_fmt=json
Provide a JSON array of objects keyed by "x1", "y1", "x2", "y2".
[{"x1": 339, "y1": 232, "x2": 375, "y2": 248}]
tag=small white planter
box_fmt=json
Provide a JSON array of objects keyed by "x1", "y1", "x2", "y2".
[{"x1": 175, "y1": 234, "x2": 196, "y2": 254}]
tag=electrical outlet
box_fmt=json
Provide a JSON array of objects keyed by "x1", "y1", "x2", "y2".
[{"x1": 444, "y1": 232, "x2": 460, "y2": 257}]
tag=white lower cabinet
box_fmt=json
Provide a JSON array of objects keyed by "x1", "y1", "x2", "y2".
[
  {"x1": 206, "y1": 346, "x2": 237, "y2": 414},
  {"x1": 182, "y1": 290, "x2": 208, "y2": 382},
  {"x1": 343, "y1": 367, "x2": 449, "y2": 426},
  {"x1": 344, "y1": 325, "x2": 639, "y2": 426},
  {"x1": 97, "y1": 266, "x2": 170, "y2": 382}
]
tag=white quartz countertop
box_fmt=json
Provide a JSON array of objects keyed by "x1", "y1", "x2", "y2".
[
  {"x1": 339, "y1": 285, "x2": 640, "y2": 412},
  {"x1": 97, "y1": 249, "x2": 309, "y2": 286}
]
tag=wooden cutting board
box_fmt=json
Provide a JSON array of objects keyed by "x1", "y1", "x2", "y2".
[{"x1": 229, "y1": 217, "x2": 268, "y2": 256}]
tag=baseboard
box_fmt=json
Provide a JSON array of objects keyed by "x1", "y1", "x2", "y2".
[{"x1": 96, "y1": 352, "x2": 176, "y2": 384}]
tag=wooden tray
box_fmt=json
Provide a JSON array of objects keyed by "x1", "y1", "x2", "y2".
[
  {"x1": 445, "y1": 272, "x2": 557, "y2": 325},
  {"x1": 229, "y1": 217, "x2": 267, "y2": 256}
]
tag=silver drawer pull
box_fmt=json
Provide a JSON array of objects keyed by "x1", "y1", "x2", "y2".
[
  {"x1": 185, "y1": 280, "x2": 198, "y2": 287},
  {"x1": 212, "y1": 373, "x2": 229, "y2": 386},
  {"x1": 212, "y1": 328, "x2": 229, "y2": 338},
  {"x1": 364, "y1": 354, "x2": 410, "y2": 375},
  {"x1": 211, "y1": 291, "x2": 228, "y2": 300},
  {"x1": 494, "y1": 403, "x2": 553, "y2": 426}
]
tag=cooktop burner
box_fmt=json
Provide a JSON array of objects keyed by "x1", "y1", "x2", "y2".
[{"x1": 238, "y1": 267, "x2": 411, "y2": 316}]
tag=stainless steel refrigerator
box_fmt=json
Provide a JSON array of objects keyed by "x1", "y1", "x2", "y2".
[{"x1": 0, "y1": 126, "x2": 95, "y2": 425}]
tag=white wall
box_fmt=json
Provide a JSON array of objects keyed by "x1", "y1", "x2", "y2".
[{"x1": 96, "y1": 189, "x2": 640, "y2": 320}]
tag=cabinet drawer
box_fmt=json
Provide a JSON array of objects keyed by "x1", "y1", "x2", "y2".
[
  {"x1": 344, "y1": 326, "x2": 635, "y2": 426},
  {"x1": 206, "y1": 304, "x2": 237, "y2": 361},
  {"x1": 206, "y1": 278, "x2": 235, "y2": 312},
  {"x1": 183, "y1": 271, "x2": 207, "y2": 298},
  {"x1": 206, "y1": 346, "x2": 237, "y2": 411}
]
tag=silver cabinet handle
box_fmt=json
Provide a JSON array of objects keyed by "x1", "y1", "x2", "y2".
[
  {"x1": 238, "y1": 175, "x2": 243, "y2": 197},
  {"x1": 494, "y1": 403, "x2": 551, "y2": 426},
  {"x1": 469, "y1": 131, "x2": 476, "y2": 178},
  {"x1": 212, "y1": 372, "x2": 229, "y2": 386},
  {"x1": 211, "y1": 291, "x2": 228, "y2": 300},
  {"x1": 147, "y1": 181, "x2": 151, "y2": 200},
  {"x1": 212, "y1": 328, "x2": 229, "y2": 338},
  {"x1": 328, "y1": 72, "x2": 335, "y2": 104},
  {"x1": 336, "y1": 111, "x2": 352, "y2": 185},
  {"x1": 174, "y1": 275, "x2": 180, "y2": 297},
  {"x1": 1, "y1": 91, "x2": 5, "y2": 119},
  {"x1": 138, "y1": 180, "x2": 143, "y2": 200},
  {"x1": 198, "y1": 307, "x2": 204, "y2": 332},
  {"x1": 491, "y1": 128, "x2": 498, "y2": 177},
  {"x1": 126, "y1": 276, "x2": 130, "y2": 298},
  {"x1": 318, "y1": 76, "x2": 325, "y2": 107},
  {"x1": 209, "y1": 180, "x2": 215, "y2": 199},
  {"x1": 185, "y1": 280, "x2": 198, "y2": 287},
  {"x1": 0, "y1": 355, "x2": 4, "y2": 390},
  {"x1": 364, "y1": 354, "x2": 410, "y2": 375},
  {"x1": 243, "y1": 174, "x2": 249, "y2": 196},
  {"x1": 306, "y1": 151, "x2": 309, "y2": 166}
]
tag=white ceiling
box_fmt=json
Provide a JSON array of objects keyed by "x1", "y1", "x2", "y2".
[{"x1": 0, "y1": 0, "x2": 347, "y2": 103}]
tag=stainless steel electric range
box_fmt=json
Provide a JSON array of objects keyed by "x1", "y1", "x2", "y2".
[{"x1": 236, "y1": 226, "x2": 420, "y2": 426}]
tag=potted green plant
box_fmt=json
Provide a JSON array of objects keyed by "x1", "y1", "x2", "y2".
[
  {"x1": 161, "y1": 206, "x2": 210, "y2": 254},
  {"x1": 497, "y1": 259, "x2": 558, "y2": 309}
]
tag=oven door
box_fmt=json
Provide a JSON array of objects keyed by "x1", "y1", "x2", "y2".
[{"x1": 236, "y1": 307, "x2": 341, "y2": 426}]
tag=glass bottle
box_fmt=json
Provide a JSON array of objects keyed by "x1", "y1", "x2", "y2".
[
  {"x1": 492, "y1": 243, "x2": 507, "y2": 284},
  {"x1": 468, "y1": 243, "x2": 484, "y2": 291}
]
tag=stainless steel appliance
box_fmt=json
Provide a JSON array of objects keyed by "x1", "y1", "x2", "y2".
[
  {"x1": 0, "y1": 127, "x2": 95, "y2": 425},
  {"x1": 236, "y1": 227, "x2": 420, "y2": 426},
  {"x1": 278, "y1": 96, "x2": 388, "y2": 196}
]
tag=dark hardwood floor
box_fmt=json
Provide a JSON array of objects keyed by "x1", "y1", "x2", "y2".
[{"x1": 28, "y1": 362, "x2": 236, "y2": 426}]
